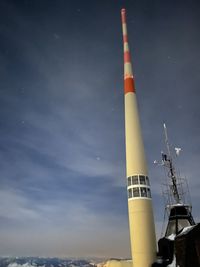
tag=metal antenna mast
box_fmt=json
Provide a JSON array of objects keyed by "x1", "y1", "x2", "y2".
[
  {"x1": 155, "y1": 123, "x2": 195, "y2": 240},
  {"x1": 163, "y1": 123, "x2": 181, "y2": 204}
]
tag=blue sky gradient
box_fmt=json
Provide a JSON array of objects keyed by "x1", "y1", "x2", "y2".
[{"x1": 0, "y1": 0, "x2": 199, "y2": 258}]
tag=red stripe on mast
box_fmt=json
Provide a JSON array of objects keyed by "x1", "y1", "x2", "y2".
[
  {"x1": 121, "y1": 9, "x2": 136, "y2": 94},
  {"x1": 124, "y1": 51, "x2": 131, "y2": 63},
  {"x1": 124, "y1": 77, "x2": 135, "y2": 94}
]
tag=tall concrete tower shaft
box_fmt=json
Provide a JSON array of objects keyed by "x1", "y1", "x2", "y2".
[{"x1": 121, "y1": 9, "x2": 157, "y2": 267}]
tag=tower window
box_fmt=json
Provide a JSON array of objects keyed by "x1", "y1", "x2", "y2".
[
  {"x1": 128, "y1": 177, "x2": 131, "y2": 186},
  {"x1": 132, "y1": 175, "x2": 139, "y2": 184},
  {"x1": 146, "y1": 176, "x2": 150, "y2": 185},
  {"x1": 133, "y1": 187, "x2": 140, "y2": 197},
  {"x1": 139, "y1": 175, "x2": 146, "y2": 185},
  {"x1": 147, "y1": 188, "x2": 151, "y2": 198},
  {"x1": 128, "y1": 189, "x2": 132, "y2": 198},
  {"x1": 140, "y1": 187, "x2": 147, "y2": 197}
]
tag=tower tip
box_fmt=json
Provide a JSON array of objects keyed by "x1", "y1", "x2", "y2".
[{"x1": 121, "y1": 8, "x2": 126, "y2": 24}]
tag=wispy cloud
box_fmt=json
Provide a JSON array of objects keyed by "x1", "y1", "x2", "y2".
[{"x1": 0, "y1": 0, "x2": 199, "y2": 258}]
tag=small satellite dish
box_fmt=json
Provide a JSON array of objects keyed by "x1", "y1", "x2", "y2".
[{"x1": 175, "y1": 147, "x2": 182, "y2": 156}]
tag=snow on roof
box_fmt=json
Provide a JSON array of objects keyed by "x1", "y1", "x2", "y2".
[
  {"x1": 177, "y1": 225, "x2": 196, "y2": 236},
  {"x1": 166, "y1": 233, "x2": 176, "y2": 240}
]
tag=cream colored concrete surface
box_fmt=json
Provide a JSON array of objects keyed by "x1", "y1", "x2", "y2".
[
  {"x1": 123, "y1": 42, "x2": 130, "y2": 52},
  {"x1": 128, "y1": 199, "x2": 157, "y2": 267},
  {"x1": 124, "y1": 62, "x2": 133, "y2": 79},
  {"x1": 122, "y1": 23, "x2": 128, "y2": 36},
  {"x1": 125, "y1": 93, "x2": 148, "y2": 177},
  {"x1": 124, "y1": 92, "x2": 157, "y2": 267}
]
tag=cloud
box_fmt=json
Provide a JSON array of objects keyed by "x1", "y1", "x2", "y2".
[
  {"x1": 0, "y1": 186, "x2": 130, "y2": 257},
  {"x1": 0, "y1": 189, "x2": 40, "y2": 223},
  {"x1": 0, "y1": 0, "x2": 199, "y2": 258}
]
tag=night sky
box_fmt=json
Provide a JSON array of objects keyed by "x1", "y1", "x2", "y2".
[{"x1": 0, "y1": 0, "x2": 200, "y2": 258}]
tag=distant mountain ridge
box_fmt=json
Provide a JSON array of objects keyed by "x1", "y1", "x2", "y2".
[{"x1": 0, "y1": 257, "x2": 100, "y2": 267}]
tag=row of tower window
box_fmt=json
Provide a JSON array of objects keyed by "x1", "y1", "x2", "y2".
[
  {"x1": 128, "y1": 187, "x2": 151, "y2": 199},
  {"x1": 127, "y1": 175, "x2": 150, "y2": 186}
]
